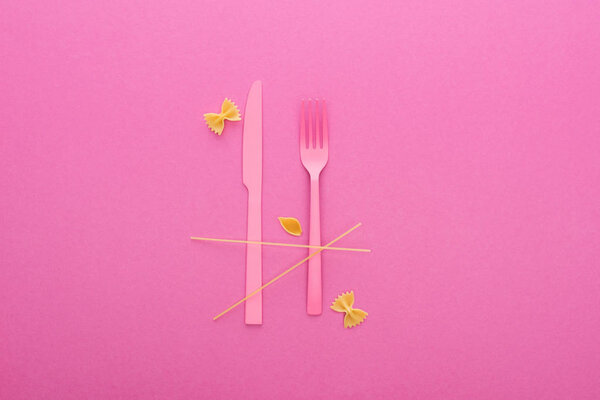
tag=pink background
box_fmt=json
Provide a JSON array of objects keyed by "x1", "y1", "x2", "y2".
[{"x1": 1, "y1": 1, "x2": 599, "y2": 399}]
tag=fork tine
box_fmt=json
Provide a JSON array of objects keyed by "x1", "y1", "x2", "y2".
[
  {"x1": 308, "y1": 99, "x2": 314, "y2": 149},
  {"x1": 315, "y1": 99, "x2": 321, "y2": 148},
  {"x1": 322, "y1": 100, "x2": 328, "y2": 149},
  {"x1": 300, "y1": 100, "x2": 306, "y2": 148}
]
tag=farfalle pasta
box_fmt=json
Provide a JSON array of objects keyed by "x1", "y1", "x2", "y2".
[
  {"x1": 204, "y1": 98, "x2": 241, "y2": 135},
  {"x1": 330, "y1": 291, "x2": 368, "y2": 328}
]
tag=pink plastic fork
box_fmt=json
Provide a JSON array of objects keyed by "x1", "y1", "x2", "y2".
[{"x1": 300, "y1": 99, "x2": 329, "y2": 315}]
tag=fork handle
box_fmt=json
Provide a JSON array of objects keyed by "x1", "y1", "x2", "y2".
[{"x1": 307, "y1": 176, "x2": 322, "y2": 315}]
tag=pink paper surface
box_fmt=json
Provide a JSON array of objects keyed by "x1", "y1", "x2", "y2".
[{"x1": 1, "y1": 1, "x2": 599, "y2": 399}]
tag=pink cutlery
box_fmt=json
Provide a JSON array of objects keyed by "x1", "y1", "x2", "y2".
[
  {"x1": 300, "y1": 99, "x2": 329, "y2": 315},
  {"x1": 242, "y1": 81, "x2": 263, "y2": 325}
]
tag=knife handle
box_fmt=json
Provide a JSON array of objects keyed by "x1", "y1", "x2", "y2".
[
  {"x1": 245, "y1": 189, "x2": 262, "y2": 325},
  {"x1": 307, "y1": 177, "x2": 322, "y2": 315}
]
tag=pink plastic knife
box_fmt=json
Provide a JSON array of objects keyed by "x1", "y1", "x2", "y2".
[{"x1": 242, "y1": 81, "x2": 263, "y2": 325}]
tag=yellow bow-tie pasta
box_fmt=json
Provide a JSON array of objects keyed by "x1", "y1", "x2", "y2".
[
  {"x1": 204, "y1": 98, "x2": 241, "y2": 135},
  {"x1": 330, "y1": 291, "x2": 368, "y2": 328}
]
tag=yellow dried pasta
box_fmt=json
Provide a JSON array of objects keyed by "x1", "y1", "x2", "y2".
[
  {"x1": 204, "y1": 98, "x2": 241, "y2": 135},
  {"x1": 278, "y1": 217, "x2": 302, "y2": 236},
  {"x1": 330, "y1": 291, "x2": 368, "y2": 328}
]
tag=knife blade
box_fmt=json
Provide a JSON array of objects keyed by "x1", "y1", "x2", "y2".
[{"x1": 242, "y1": 80, "x2": 263, "y2": 325}]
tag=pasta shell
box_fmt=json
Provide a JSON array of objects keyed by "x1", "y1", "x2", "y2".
[{"x1": 278, "y1": 217, "x2": 302, "y2": 236}]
